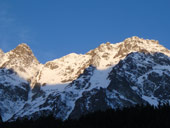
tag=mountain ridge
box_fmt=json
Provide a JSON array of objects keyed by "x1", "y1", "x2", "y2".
[
  {"x1": 31, "y1": 36, "x2": 170, "y2": 86},
  {"x1": 1, "y1": 36, "x2": 169, "y2": 66},
  {"x1": 0, "y1": 36, "x2": 170, "y2": 122}
]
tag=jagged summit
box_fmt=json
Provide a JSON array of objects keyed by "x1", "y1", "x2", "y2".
[
  {"x1": 121, "y1": 36, "x2": 169, "y2": 55},
  {"x1": 124, "y1": 36, "x2": 159, "y2": 44},
  {"x1": 123, "y1": 36, "x2": 159, "y2": 49},
  {"x1": 10, "y1": 43, "x2": 38, "y2": 60},
  {"x1": 4, "y1": 43, "x2": 40, "y2": 68},
  {"x1": 0, "y1": 43, "x2": 41, "y2": 83},
  {"x1": 16, "y1": 43, "x2": 31, "y2": 49},
  {"x1": 13, "y1": 43, "x2": 32, "y2": 52},
  {"x1": 85, "y1": 36, "x2": 170, "y2": 69}
]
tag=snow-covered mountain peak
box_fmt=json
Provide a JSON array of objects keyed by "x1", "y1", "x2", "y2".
[
  {"x1": 0, "y1": 43, "x2": 42, "y2": 83},
  {"x1": 36, "y1": 53, "x2": 91, "y2": 85},
  {"x1": 16, "y1": 43, "x2": 31, "y2": 49},
  {"x1": 85, "y1": 36, "x2": 169, "y2": 70},
  {"x1": 121, "y1": 36, "x2": 170, "y2": 56},
  {"x1": 124, "y1": 36, "x2": 159, "y2": 44},
  {"x1": 10, "y1": 43, "x2": 36, "y2": 58},
  {"x1": 123, "y1": 36, "x2": 159, "y2": 48},
  {"x1": 5, "y1": 43, "x2": 40, "y2": 68}
]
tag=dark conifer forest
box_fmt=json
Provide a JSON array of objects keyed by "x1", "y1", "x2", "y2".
[{"x1": 1, "y1": 104, "x2": 170, "y2": 128}]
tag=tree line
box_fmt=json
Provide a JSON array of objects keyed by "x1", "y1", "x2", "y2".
[{"x1": 1, "y1": 103, "x2": 170, "y2": 128}]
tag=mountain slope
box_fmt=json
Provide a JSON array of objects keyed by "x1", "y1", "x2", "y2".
[{"x1": 0, "y1": 36, "x2": 170, "y2": 122}]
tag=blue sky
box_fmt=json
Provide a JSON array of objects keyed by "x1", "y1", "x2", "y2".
[{"x1": 0, "y1": 0, "x2": 170, "y2": 63}]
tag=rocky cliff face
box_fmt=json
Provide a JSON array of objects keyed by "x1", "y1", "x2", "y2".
[{"x1": 0, "y1": 37, "x2": 170, "y2": 122}]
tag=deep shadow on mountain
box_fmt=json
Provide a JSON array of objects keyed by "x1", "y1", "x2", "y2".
[
  {"x1": 1, "y1": 103, "x2": 170, "y2": 128},
  {"x1": 0, "y1": 68, "x2": 30, "y2": 122}
]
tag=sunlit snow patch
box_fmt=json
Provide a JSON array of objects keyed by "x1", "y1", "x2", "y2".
[{"x1": 142, "y1": 95, "x2": 158, "y2": 106}]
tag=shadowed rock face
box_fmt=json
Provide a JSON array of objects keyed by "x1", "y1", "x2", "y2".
[
  {"x1": 0, "y1": 37, "x2": 170, "y2": 122},
  {"x1": 69, "y1": 52, "x2": 170, "y2": 119},
  {"x1": 0, "y1": 68, "x2": 30, "y2": 122},
  {"x1": 108, "y1": 52, "x2": 170, "y2": 100},
  {"x1": 0, "y1": 115, "x2": 2, "y2": 123}
]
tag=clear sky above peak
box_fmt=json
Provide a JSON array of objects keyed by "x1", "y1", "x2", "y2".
[{"x1": 0, "y1": 0, "x2": 170, "y2": 63}]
